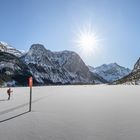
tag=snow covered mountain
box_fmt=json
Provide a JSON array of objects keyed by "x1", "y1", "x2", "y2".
[
  {"x1": 89, "y1": 63, "x2": 131, "y2": 83},
  {"x1": 133, "y1": 58, "x2": 140, "y2": 72},
  {"x1": 0, "y1": 51, "x2": 35, "y2": 86},
  {"x1": 21, "y1": 44, "x2": 106, "y2": 85},
  {"x1": 116, "y1": 58, "x2": 140, "y2": 84},
  {"x1": 0, "y1": 41, "x2": 22, "y2": 57}
]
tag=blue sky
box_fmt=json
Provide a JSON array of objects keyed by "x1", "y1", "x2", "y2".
[{"x1": 0, "y1": 0, "x2": 140, "y2": 69}]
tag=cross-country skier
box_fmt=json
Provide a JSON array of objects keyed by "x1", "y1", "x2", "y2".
[{"x1": 7, "y1": 88, "x2": 13, "y2": 100}]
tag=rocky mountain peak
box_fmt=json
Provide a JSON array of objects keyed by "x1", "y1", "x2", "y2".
[
  {"x1": 0, "y1": 41, "x2": 22, "y2": 57},
  {"x1": 30, "y1": 44, "x2": 46, "y2": 50},
  {"x1": 29, "y1": 44, "x2": 47, "y2": 54}
]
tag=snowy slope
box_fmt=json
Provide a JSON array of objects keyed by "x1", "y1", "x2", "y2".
[
  {"x1": 89, "y1": 63, "x2": 131, "y2": 82},
  {"x1": 116, "y1": 58, "x2": 140, "y2": 84},
  {"x1": 133, "y1": 57, "x2": 140, "y2": 72},
  {"x1": 0, "y1": 41, "x2": 22, "y2": 57},
  {"x1": 0, "y1": 85, "x2": 140, "y2": 140},
  {"x1": 0, "y1": 51, "x2": 33, "y2": 86}
]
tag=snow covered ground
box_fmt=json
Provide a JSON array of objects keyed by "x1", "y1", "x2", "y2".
[{"x1": 0, "y1": 85, "x2": 140, "y2": 140}]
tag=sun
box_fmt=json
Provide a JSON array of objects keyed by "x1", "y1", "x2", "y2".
[{"x1": 74, "y1": 23, "x2": 99, "y2": 55}]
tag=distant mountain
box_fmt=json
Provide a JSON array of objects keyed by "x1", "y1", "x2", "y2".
[
  {"x1": 89, "y1": 63, "x2": 131, "y2": 82},
  {"x1": 0, "y1": 41, "x2": 22, "y2": 57},
  {"x1": 116, "y1": 58, "x2": 140, "y2": 84},
  {"x1": 20, "y1": 44, "x2": 106, "y2": 85}
]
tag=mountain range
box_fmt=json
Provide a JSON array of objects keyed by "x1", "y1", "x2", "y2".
[
  {"x1": 0, "y1": 42, "x2": 107, "y2": 86},
  {"x1": 88, "y1": 63, "x2": 131, "y2": 83},
  {"x1": 0, "y1": 41, "x2": 138, "y2": 86},
  {"x1": 21, "y1": 44, "x2": 106, "y2": 85}
]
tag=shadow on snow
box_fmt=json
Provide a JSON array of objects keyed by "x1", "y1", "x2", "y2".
[
  {"x1": 0, "y1": 111, "x2": 29, "y2": 123},
  {"x1": 0, "y1": 94, "x2": 53, "y2": 123}
]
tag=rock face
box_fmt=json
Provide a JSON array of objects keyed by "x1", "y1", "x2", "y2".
[
  {"x1": 116, "y1": 58, "x2": 140, "y2": 85},
  {"x1": 0, "y1": 51, "x2": 34, "y2": 86},
  {"x1": 21, "y1": 44, "x2": 106, "y2": 85},
  {"x1": 133, "y1": 58, "x2": 140, "y2": 72},
  {"x1": 0, "y1": 41, "x2": 22, "y2": 57},
  {"x1": 89, "y1": 63, "x2": 131, "y2": 83}
]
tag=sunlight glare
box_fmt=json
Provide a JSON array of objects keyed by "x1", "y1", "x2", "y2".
[{"x1": 74, "y1": 23, "x2": 100, "y2": 55}]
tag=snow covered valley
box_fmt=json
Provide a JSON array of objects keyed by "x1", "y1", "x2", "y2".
[{"x1": 0, "y1": 85, "x2": 140, "y2": 140}]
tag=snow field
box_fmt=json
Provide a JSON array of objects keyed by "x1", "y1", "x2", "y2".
[{"x1": 0, "y1": 85, "x2": 140, "y2": 140}]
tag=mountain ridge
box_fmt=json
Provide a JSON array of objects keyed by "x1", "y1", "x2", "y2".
[
  {"x1": 88, "y1": 63, "x2": 131, "y2": 82},
  {"x1": 116, "y1": 58, "x2": 140, "y2": 85},
  {"x1": 0, "y1": 41, "x2": 23, "y2": 57},
  {"x1": 0, "y1": 41, "x2": 134, "y2": 86}
]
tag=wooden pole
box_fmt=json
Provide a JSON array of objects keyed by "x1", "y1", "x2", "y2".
[
  {"x1": 29, "y1": 77, "x2": 33, "y2": 112},
  {"x1": 29, "y1": 86, "x2": 32, "y2": 112}
]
